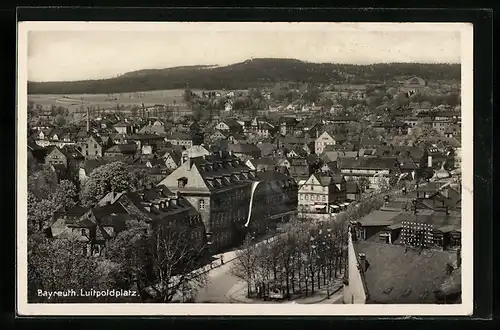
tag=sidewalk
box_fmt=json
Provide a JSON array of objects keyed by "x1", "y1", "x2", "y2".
[{"x1": 226, "y1": 278, "x2": 344, "y2": 304}]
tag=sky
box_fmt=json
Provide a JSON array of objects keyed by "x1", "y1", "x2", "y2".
[{"x1": 25, "y1": 22, "x2": 462, "y2": 82}]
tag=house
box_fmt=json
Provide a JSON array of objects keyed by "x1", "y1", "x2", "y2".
[
  {"x1": 163, "y1": 150, "x2": 183, "y2": 170},
  {"x1": 215, "y1": 119, "x2": 243, "y2": 133},
  {"x1": 164, "y1": 133, "x2": 193, "y2": 149},
  {"x1": 372, "y1": 119, "x2": 408, "y2": 135},
  {"x1": 181, "y1": 145, "x2": 211, "y2": 163},
  {"x1": 227, "y1": 133, "x2": 247, "y2": 144},
  {"x1": 127, "y1": 134, "x2": 166, "y2": 154},
  {"x1": 138, "y1": 124, "x2": 167, "y2": 135},
  {"x1": 50, "y1": 202, "x2": 131, "y2": 256},
  {"x1": 256, "y1": 142, "x2": 277, "y2": 157},
  {"x1": 113, "y1": 121, "x2": 132, "y2": 135},
  {"x1": 209, "y1": 130, "x2": 228, "y2": 142},
  {"x1": 255, "y1": 122, "x2": 277, "y2": 139},
  {"x1": 330, "y1": 103, "x2": 345, "y2": 115},
  {"x1": 320, "y1": 161, "x2": 339, "y2": 175},
  {"x1": 28, "y1": 141, "x2": 47, "y2": 164},
  {"x1": 245, "y1": 157, "x2": 278, "y2": 172},
  {"x1": 45, "y1": 145, "x2": 85, "y2": 170},
  {"x1": 98, "y1": 185, "x2": 207, "y2": 256},
  {"x1": 400, "y1": 76, "x2": 427, "y2": 95},
  {"x1": 157, "y1": 151, "x2": 298, "y2": 253},
  {"x1": 287, "y1": 157, "x2": 313, "y2": 181},
  {"x1": 298, "y1": 173, "x2": 348, "y2": 220},
  {"x1": 315, "y1": 131, "x2": 347, "y2": 154},
  {"x1": 344, "y1": 223, "x2": 461, "y2": 304},
  {"x1": 346, "y1": 182, "x2": 362, "y2": 201},
  {"x1": 103, "y1": 143, "x2": 137, "y2": 158},
  {"x1": 78, "y1": 158, "x2": 108, "y2": 183},
  {"x1": 338, "y1": 156, "x2": 400, "y2": 189},
  {"x1": 329, "y1": 116, "x2": 360, "y2": 124},
  {"x1": 224, "y1": 101, "x2": 233, "y2": 112},
  {"x1": 77, "y1": 135, "x2": 105, "y2": 159},
  {"x1": 228, "y1": 143, "x2": 262, "y2": 160}
]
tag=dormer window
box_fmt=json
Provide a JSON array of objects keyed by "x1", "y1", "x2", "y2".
[{"x1": 178, "y1": 177, "x2": 187, "y2": 188}]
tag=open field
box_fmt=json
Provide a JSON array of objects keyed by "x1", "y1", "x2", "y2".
[
  {"x1": 28, "y1": 89, "x2": 190, "y2": 112},
  {"x1": 28, "y1": 89, "x2": 249, "y2": 113}
]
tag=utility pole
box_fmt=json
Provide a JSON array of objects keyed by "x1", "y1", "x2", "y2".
[{"x1": 86, "y1": 107, "x2": 90, "y2": 134}]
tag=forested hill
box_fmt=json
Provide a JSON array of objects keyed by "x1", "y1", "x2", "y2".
[{"x1": 28, "y1": 58, "x2": 461, "y2": 94}]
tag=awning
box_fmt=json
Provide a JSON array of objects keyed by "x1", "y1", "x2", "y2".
[
  {"x1": 342, "y1": 202, "x2": 350, "y2": 207},
  {"x1": 314, "y1": 204, "x2": 326, "y2": 209},
  {"x1": 330, "y1": 205, "x2": 340, "y2": 209}
]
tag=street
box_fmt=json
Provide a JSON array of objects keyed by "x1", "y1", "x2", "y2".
[{"x1": 195, "y1": 260, "x2": 239, "y2": 303}]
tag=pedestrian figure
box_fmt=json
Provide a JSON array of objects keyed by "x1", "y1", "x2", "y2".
[{"x1": 221, "y1": 256, "x2": 224, "y2": 265}]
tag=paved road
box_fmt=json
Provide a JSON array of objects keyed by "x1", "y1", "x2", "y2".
[{"x1": 195, "y1": 260, "x2": 240, "y2": 303}]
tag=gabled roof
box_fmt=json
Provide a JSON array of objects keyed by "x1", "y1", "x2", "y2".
[
  {"x1": 338, "y1": 156, "x2": 399, "y2": 170},
  {"x1": 81, "y1": 158, "x2": 108, "y2": 174},
  {"x1": 346, "y1": 181, "x2": 360, "y2": 194},
  {"x1": 228, "y1": 143, "x2": 262, "y2": 155},
  {"x1": 105, "y1": 143, "x2": 137, "y2": 154}
]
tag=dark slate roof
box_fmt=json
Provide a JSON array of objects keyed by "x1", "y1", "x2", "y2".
[
  {"x1": 228, "y1": 143, "x2": 262, "y2": 155},
  {"x1": 81, "y1": 159, "x2": 108, "y2": 174},
  {"x1": 191, "y1": 153, "x2": 254, "y2": 192},
  {"x1": 390, "y1": 211, "x2": 461, "y2": 229},
  {"x1": 358, "y1": 210, "x2": 402, "y2": 226},
  {"x1": 61, "y1": 145, "x2": 85, "y2": 160},
  {"x1": 105, "y1": 143, "x2": 137, "y2": 154},
  {"x1": 346, "y1": 181, "x2": 360, "y2": 194},
  {"x1": 256, "y1": 170, "x2": 294, "y2": 182},
  {"x1": 339, "y1": 156, "x2": 399, "y2": 170},
  {"x1": 354, "y1": 242, "x2": 457, "y2": 303},
  {"x1": 256, "y1": 142, "x2": 277, "y2": 156}
]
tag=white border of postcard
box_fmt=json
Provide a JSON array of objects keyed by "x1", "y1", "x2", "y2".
[{"x1": 16, "y1": 21, "x2": 474, "y2": 316}]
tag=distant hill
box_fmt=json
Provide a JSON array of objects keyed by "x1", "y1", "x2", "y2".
[{"x1": 28, "y1": 58, "x2": 461, "y2": 95}]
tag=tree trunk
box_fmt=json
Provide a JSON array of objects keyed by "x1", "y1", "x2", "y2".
[{"x1": 285, "y1": 269, "x2": 290, "y2": 300}]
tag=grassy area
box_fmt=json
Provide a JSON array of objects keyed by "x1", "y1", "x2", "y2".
[
  {"x1": 28, "y1": 88, "x2": 248, "y2": 114},
  {"x1": 28, "y1": 89, "x2": 188, "y2": 113}
]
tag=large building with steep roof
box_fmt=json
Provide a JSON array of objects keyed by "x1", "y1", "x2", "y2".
[{"x1": 157, "y1": 151, "x2": 298, "y2": 252}]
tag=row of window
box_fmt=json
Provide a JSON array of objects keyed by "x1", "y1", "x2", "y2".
[{"x1": 299, "y1": 193, "x2": 327, "y2": 202}]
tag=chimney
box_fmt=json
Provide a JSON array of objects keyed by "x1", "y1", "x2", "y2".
[
  {"x1": 358, "y1": 253, "x2": 367, "y2": 272},
  {"x1": 427, "y1": 155, "x2": 432, "y2": 168}
]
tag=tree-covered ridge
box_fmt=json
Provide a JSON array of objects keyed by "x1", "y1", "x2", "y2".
[{"x1": 28, "y1": 58, "x2": 461, "y2": 95}]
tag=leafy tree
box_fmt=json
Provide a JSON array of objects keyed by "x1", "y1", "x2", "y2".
[
  {"x1": 28, "y1": 166, "x2": 58, "y2": 200},
  {"x1": 320, "y1": 98, "x2": 334, "y2": 110},
  {"x1": 358, "y1": 177, "x2": 371, "y2": 191},
  {"x1": 394, "y1": 92, "x2": 410, "y2": 107},
  {"x1": 28, "y1": 232, "x2": 122, "y2": 303},
  {"x1": 190, "y1": 123, "x2": 205, "y2": 146},
  {"x1": 106, "y1": 220, "x2": 209, "y2": 303},
  {"x1": 51, "y1": 179, "x2": 78, "y2": 212},
  {"x1": 183, "y1": 89, "x2": 194, "y2": 103},
  {"x1": 79, "y1": 161, "x2": 135, "y2": 207},
  {"x1": 54, "y1": 114, "x2": 66, "y2": 127}
]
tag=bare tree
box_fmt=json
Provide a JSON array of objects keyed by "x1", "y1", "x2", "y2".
[{"x1": 106, "y1": 220, "x2": 209, "y2": 303}]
